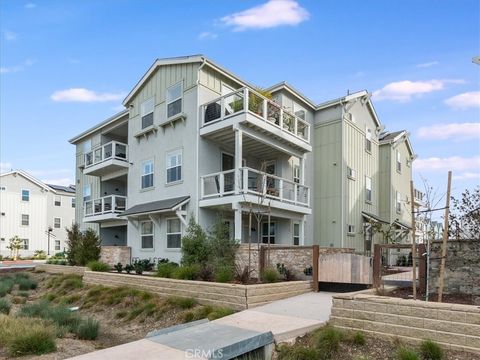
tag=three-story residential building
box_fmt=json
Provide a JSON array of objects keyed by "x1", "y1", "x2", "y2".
[{"x1": 70, "y1": 55, "x2": 415, "y2": 262}]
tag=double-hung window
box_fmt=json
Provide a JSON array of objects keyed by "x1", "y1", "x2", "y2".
[
  {"x1": 141, "y1": 98, "x2": 154, "y2": 129},
  {"x1": 293, "y1": 223, "x2": 300, "y2": 245},
  {"x1": 141, "y1": 160, "x2": 154, "y2": 189},
  {"x1": 365, "y1": 176, "x2": 372, "y2": 203},
  {"x1": 71, "y1": 198, "x2": 76, "y2": 208},
  {"x1": 21, "y1": 214, "x2": 29, "y2": 226},
  {"x1": 166, "y1": 218, "x2": 182, "y2": 249},
  {"x1": 54, "y1": 217, "x2": 61, "y2": 229},
  {"x1": 166, "y1": 150, "x2": 182, "y2": 183},
  {"x1": 396, "y1": 191, "x2": 402, "y2": 213},
  {"x1": 21, "y1": 189, "x2": 30, "y2": 202},
  {"x1": 83, "y1": 185, "x2": 91, "y2": 202},
  {"x1": 396, "y1": 151, "x2": 402, "y2": 173},
  {"x1": 347, "y1": 224, "x2": 355, "y2": 235},
  {"x1": 141, "y1": 221, "x2": 154, "y2": 249},
  {"x1": 293, "y1": 165, "x2": 300, "y2": 184},
  {"x1": 347, "y1": 167, "x2": 356, "y2": 180},
  {"x1": 55, "y1": 240, "x2": 61, "y2": 251},
  {"x1": 166, "y1": 82, "x2": 183, "y2": 118},
  {"x1": 261, "y1": 222, "x2": 276, "y2": 244},
  {"x1": 54, "y1": 195, "x2": 61, "y2": 206},
  {"x1": 22, "y1": 239, "x2": 29, "y2": 250},
  {"x1": 365, "y1": 128, "x2": 372, "y2": 152}
]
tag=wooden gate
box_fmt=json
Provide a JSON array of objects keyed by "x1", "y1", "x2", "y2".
[{"x1": 317, "y1": 253, "x2": 372, "y2": 284}]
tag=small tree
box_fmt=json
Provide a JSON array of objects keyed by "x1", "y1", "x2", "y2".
[
  {"x1": 449, "y1": 187, "x2": 480, "y2": 240},
  {"x1": 76, "y1": 228, "x2": 101, "y2": 266},
  {"x1": 66, "y1": 223, "x2": 82, "y2": 265},
  {"x1": 181, "y1": 217, "x2": 210, "y2": 266},
  {"x1": 208, "y1": 217, "x2": 239, "y2": 267},
  {"x1": 7, "y1": 236, "x2": 23, "y2": 260}
]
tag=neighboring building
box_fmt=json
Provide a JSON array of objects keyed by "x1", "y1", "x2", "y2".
[
  {"x1": 0, "y1": 170, "x2": 75, "y2": 257},
  {"x1": 413, "y1": 188, "x2": 427, "y2": 243},
  {"x1": 69, "y1": 55, "x2": 415, "y2": 262}
]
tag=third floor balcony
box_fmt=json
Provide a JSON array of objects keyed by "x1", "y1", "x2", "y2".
[{"x1": 84, "y1": 141, "x2": 129, "y2": 177}]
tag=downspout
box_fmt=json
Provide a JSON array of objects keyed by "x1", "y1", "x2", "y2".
[
  {"x1": 195, "y1": 57, "x2": 207, "y2": 223},
  {"x1": 340, "y1": 102, "x2": 346, "y2": 248}
]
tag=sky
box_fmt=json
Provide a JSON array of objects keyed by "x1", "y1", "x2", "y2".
[{"x1": 1, "y1": 0, "x2": 479, "y2": 203}]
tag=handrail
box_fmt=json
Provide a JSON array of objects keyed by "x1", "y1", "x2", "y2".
[
  {"x1": 84, "y1": 195, "x2": 127, "y2": 217},
  {"x1": 84, "y1": 140, "x2": 128, "y2": 168}
]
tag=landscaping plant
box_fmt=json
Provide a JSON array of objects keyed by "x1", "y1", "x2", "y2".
[
  {"x1": 420, "y1": 340, "x2": 444, "y2": 360},
  {"x1": 181, "y1": 217, "x2": 210, "y2": 267},
  {"x1": 114, "y1": 262, "x2": 123, "y2": 273},
  {"x1": 172, "y1": 264, "x2": 201, "y2": 280},
  {"x1": 156, "y1": 262, "x2": 179, "y2": 278},
  {"x1": 215, "y1": 264, "x2": 234, "y2": 283},
  {"x1": 352, "y1": 331, "x2": 366, "y2": 346},
  {"x1": 124, "y1": 264, "x2": 134, "y2": 274},
  {"x1": 0, "y1": 298, "x2": 11, "y2": 314},
  {"x1": 74, "y1": 318, "x2": 100, "y2": 340},
  {"x1": 87, "y1": 261, "x2": 110, "y2": 272},
  {"x1": 396, "y1": 346, "x2": 420, "y2": 360},
  {"x1": 314, "y1": 326, "x2": 344, "y2": 359},
  {"x1": 66, "y1": 224, "x2": 101, "y2": 266},
  {"x1": 261, "y1": 267, "x2": 280, "y2": 283}
]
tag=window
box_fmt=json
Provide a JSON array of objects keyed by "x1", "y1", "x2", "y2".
[
  {"x1": 141, "y1": 160, "x2": 154, "y2": 189},
  {"x1": 21, "y1": 189, "x2": 30, "y2": 201},
  {"x1": 22, "y1": 239, "x2": 29, "y2": 250},
  {"x1": 293, "y1": 165, "x2": 300, "y2": 183},
  {"x1": 365, "y1": 176, "x2": 372, "y2": 202},
  {"x1": 396, "y1": 150, "x2": 402, "y2": 173},
  {"x1": 396, "y1": 191, "x2": 402, "y2": 213},
  {"x1": 21, "y1": 214, "x2": 29, "y2": 226},
  {"x1": 71, "y1": 198, "x2": 76, "y2": 208},
  {"x1": 365, "y1": 128, "x2": 372, "y2": 152},
  {"x1": 167, "y1": 218, "x2": 182, "y2": 248},
  {"x1": 293, "y1": 223, "x2": 300, "y2": 245},
  {"x1": 141, "y1": 221, "x2": 154, "y2": 249},
  {"x1": 82, "y1": 139, "x2": 92, "y2": 154},
  {"x1": 166, "y1": 150, "x2": 182, "y2": 183},
  {"x1": 347, "y1": 167, "x2": 356, "y2": 180},
  {"x1": 0, "y1": 186, "x2": 6, "y2": 191},
  {"x1": 261, "y1": 222, "x2": 276, "y2": 244},
  {"x1": 166, "y1": 82, "x2": 183, "y2": 118},
  {"x1": 54, "y1": 217, "x2": 61, "y2": 228},
  {"x1": 141, "y1": 98, "x2": 154, "y2": 129},
  {"x1": 55, "y1": 240, "x2": 61, "y2": 251},
  {"x1": 293, "y1": 103, "x2": 306, "y2": 120},
  {"x1": 54, "y1": 195, "x2": 61, "y2": 206},
  {"x1": 83, "y1": 185, "x2": 91, "y2": 202},
  {"x1": 347, "y1": 224, "x2": 355, "y2": 235}
]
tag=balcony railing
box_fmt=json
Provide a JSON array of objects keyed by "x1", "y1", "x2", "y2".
[
  {"x1": 84, "y1": 141, "x2": 128, "y2": 168},
  {"x1": 84, "y1": 195, "x2": 127, "y2": 217},
  {"x1": 201, "y1": 87, "x2": 310, "y2": 143},
  {"x1": 200, "y1": 167, "x2": 310, "y2": 208}
]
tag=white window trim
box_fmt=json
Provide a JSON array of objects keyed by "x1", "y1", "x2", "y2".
[
  {"x1": 396, "y1": 150, "x2": 402, "y2": 173},
  {"x1": 293, "y1": 222, "x2": 300, "y2": 245},
  {"x1": 55, "y1": 240, "x2": 61, "y2": 251},
  {"x1": 293, "y1": 164, "x2": 300, "y2": 183},
  {"x1": 83, "y1": 184, "x2": 91, "y2": 202},
  {"x1": 261, "y1": 221, "x2": 276, "y2": 243},
  {"x1": 54, "y1": 217, "x2": 61, "y2": 229},
  {"x1": 54, "y1": 195, "x2": 61, "y2": 206},
  {"x1": 140, "y1": 97, "x2": 155, "y2": 129},
  {"x1": 22, "y1": 239, "x2": 29, "y2": 250},
  {"x1": 166, "y1": 81, "x2": 183, "y2": 119},
  {"x1": 166, "y1": 217, "x2": 182, "y2": 249},
  {"x1": 365, "y1": 176, "x2": 372, "y2": 203},
  {"x1": 140, "y1": 220, "x2": 154, "y2": 250},
  {"x1": 347, "y1": 224, "x2": 355, "y2": 236},
  {"x1": 166, "y1": 149, "x2": 183, "y2": 184},
  {"x1": 21, "y1": 214, "x2": 29, "y2": 226},
  {"x1": 347, "y1": 166, "x2": 356, "y2": 180},
  {"x1": 21, "y1": 188, "x2": 30, "y2": 202},
  {"x1": 141, "y1": 159, "x2": 154, "y2": 190},
  {"x1": 396, "y1": 191, "x2": 402, "y2": 214},
  {"x1": 365, "y1": 127, "x2": 372, "y2": 153}
]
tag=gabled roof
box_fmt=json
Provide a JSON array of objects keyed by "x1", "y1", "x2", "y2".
[
  {"x1": 120, "y1": 196, "x2": 190, "y2": 217},
  {"x1": 0, "y1": 170, "x2": 53, "y2": 193},
  {"x1": 315, "y1": 90, "x2": 381, "y2": 128},
  {"x1": 47, "y1": 184, "x2": 76, "y2": 194},
  {"x1": 69, "y1": 110, "x2": 128, "y2": 144},
  {"x1": 379, "y1": 130, "x2": 415, "y2": 158},
  {"x1": 265, "y1": 81, "x2": 317, "y2": 109}
]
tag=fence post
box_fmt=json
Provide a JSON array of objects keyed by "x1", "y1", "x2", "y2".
[
  {"x1": 312, "y1": 245, "x2": 319, "y2": 292},
  {"x1": 418, "y1": 243, "x2": 427, "y2": 294},
  {"x1": 373, "y1": 244, "x2": 381, "y2": 288}
]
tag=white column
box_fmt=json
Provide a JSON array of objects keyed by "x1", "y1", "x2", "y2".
[
  {"x1": 300, "y1": 218, "x2": 306, "y2": 245},
  {"x1": 234, "y1": 206, "x2": 242, "y2": 243},
  {"x1": 234, "y1": 129, "x2": 243, "y2": 194},
  {"x1": 300, "y1": 155, "x2": 306, "y2": 185}
]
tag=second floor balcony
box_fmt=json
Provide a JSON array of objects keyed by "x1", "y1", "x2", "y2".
[
  {"x1": 200, "y1": 87, "x2": 312, "y2": 154},
  {"x1": 83, "y1": 195, "x2": 127, "y2": 223},
  {"x1": 84, "y1": 141, "x2": 129, "y2": 177}
]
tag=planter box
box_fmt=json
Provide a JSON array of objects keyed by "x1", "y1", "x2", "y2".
[{"x1": 36, "y1": 264, "x2": 87, "y2": 275}]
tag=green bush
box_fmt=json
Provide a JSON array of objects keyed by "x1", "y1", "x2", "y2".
[
  {"x1": 352, "y1": 331, "x2": 366, "y2": 346},
  {"x1": 261, "y1": 267, "x2": 280, "y2": 283},
  {"x1": 33, "y1": 250, "x2": 47, "y2": 260},
  {"x1": 277, "y1": 344, "x2": 319, "y2": 360},
  {"x1": 66, "y1": 225, "x2": 101, "y2": 266},
  {"x1": 207, "y1": 307, "x2": 234, "y2": 320},
  {"x1": 156, "y1": 262, "x2": 179, "y2": 278},
  {"x1": 181, "y1": 217, "x2": 210, "y2": 266},
  {"x1": 124, "y1": 264, "x2": 134, "y2": 274},
  {"x1": 167, "y1": 296, "x2": 197, "y2": 309},
  {"x1": 87, "y1": 261, "x2": 110, "y2": 272},
  {"x1": 0, "y1": 298, "x2": 11, "y2": 314},
  {"x1": 171, "y1": 265, "x2": 200, "y2": 280},
  {"x1": 314, "y1": 326, "x2": 343, "y2": 359},
  {"x1": 215, "y1": 264, "x2": 234, "y2": 283},
  {"x1": 17, "y1": 277, "x2": 38, "y2": 290},
  {"x1": 18, "y1": 301, "x2": 80, "y2": 331},
  {"x1": 74, "y1": 318, "x2": 99, "y2": 340},
  {"x1": 113, "y1": 263, "x2": 123, "y2": 273},
  {"x1": 0, "y1": 278, "x2": 14, "y2": 297},
  {"x1": 17, "y1": 290, "x2": 30, "y2": 297},
  {"x1": 420, "y1": 340, "x2": 444, "y2": 360},
  {"x1": 208, "y1": 219, "x2": 238, "y2": 267},
  {"x1": 396, "y1": 347, "x2": 420, "y2": 360}
]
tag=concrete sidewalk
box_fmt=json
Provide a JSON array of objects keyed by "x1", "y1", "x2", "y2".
[{"x1": 68, "y1": 292, "x2": 333, "y2": 360}]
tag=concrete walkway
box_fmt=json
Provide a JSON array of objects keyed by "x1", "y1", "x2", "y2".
[{"x1": 69, "y1": 292, "x2": 333, "y2": 360}]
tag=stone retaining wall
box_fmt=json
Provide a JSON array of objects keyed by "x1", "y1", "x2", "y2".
[
  {"x1": 36, "y1": 264, "x2": 87, "y2": 275},
  {"x1": 83, "y1": 271, "x2": 311, "y2": 310},
  {"x1": 330, "y1": 292, "x2": 480, "y2": 354},
  {"x1": 100, "y1": 246, "x2": 131, "y2": 266}
]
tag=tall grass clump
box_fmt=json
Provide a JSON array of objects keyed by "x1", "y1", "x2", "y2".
[
  {"x1": 0, "y1": 277, "x2": 15, "y2": 297},
  {"x1": 87, "y1": 261, "x2": 110, "y2": 272},
  {"x1": 352, "y1": 331, "x2": 366, "y2": 346},
  {"x1": 260, "y1": 267, "x2": 280, "y2": 283},
  {"x1": 0, "y1": 298, "x2": 11, "y2": 314},
  {"x1": 171, "y1": 264, "x2": 200, "y2": 280},
  {"x1": 277, "y1": 344, "x2": 319, "y2": 360},
  {"x1": 74, "y1": 318, "x2": 100, "y2": 340},
  {"x1": 314, "y1": 326, "x2": 344, "y2": 359},
  {"x1": 420, "y1": 340, "x2": 444, "y2": 360},
  {"x1": 17, "y1": 277, "x2": 38, "y2": 290},
  {"x1": 214, "y1": 264, "x2": 234, "y2": 283},
  {"x1": 166, "y1": 296, "x2": 197, "y2": 309},
  {"x1": 396, "y1": 346, "x2": 420, "y2": 360},
  {"x1": 18, "y1": 301, "x2": 80, "y2": 331},
  {"x1": 156, "y1": 262, "x2": 179, "y2": 278}
]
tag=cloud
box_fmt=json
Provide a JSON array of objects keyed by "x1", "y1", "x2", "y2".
[
  {"x1": 41, "y1": 177, "x2": 75, "y2": 186},
  {"x1": 373, "y1": 79, "x2": 464, "y2": 102},
  {"x1": 417, "y1": 122, "x2": 480, "y2": 141},
  {"x1": 0, "y1": 162, "x2": 13, "y2": 173},
  {"x1": 416, "y1": 61, "x2": 439, "y2": 68},
  {"x1": 50, "y1": 88, "x2": 126, "y2": 102},
  {"x1": 453, "y1": 172, "x2": 480, "y2": 181},
  {"x1": 0, "y1": 59, "x2": 35, "y2": 74},
  {"x1": 220, "y1": 0, "x2": 309, "y2": 31},
  {"x1": 24, "y1": 3, "x2": 36, "y2": 9},
  {"x1": 198, "y1": 31, "x2": 218, "y2": 40},
  {"x1": 414, "y1": 155, "x2": 480, "y2": 173},
  {"x1": 445, "y1": 91, "x2": 480, "y2": 109},
  {"x1": 3, "y1": 30, "x2": 17, "y2": 41}
]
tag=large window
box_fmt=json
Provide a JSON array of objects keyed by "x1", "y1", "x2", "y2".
[
  {"x1": 365, "y1": 127, "x2": 372, "y2": 152},
  {"x1": 396, "y1": 150, "x2": 402, "y2": 173},
  {"x1": 293, "y1": 165, "x2": 300, "y2": 184},
  {"x1": 166, "y1": 218, "x2": 182, "y2": 249},
  {"x1": 21, "y1": 214, "x2": 29, "y2": 226},
  {"x1": 141, "y1": 98, "x2": 154, "y2": 129},
  {"x1": 166, "y1": 150, "x2": 182, "y2": 183},
  {"x1": 261, "y1": 222, "x2": 276, "y2": 244},
  {"x1": 365, "y1": 176, "x2": 372, "y2": 203},
  {"x1": 82, "y1": 139, "x2": 92, "y2": 154},
  {"x1": 71, "y1": 198, "x2": 76, "y2": 208},
  {"x1": 141, "y1": 221, "x2": 154, "y2": 249},
  {"x1": 54, "y1": 217, "x2": 61, "y2": 228},
  {"x1": 54, "y1": 195, "x2": 61, "y2": 206},
  {"x1": 293, "y1": 103, "x2": 306, "y2": 120},
  {"x1": 83, "y1": 185, "x2": 91, "y2": 202},
  {"x1": 141, "y1": 160, "x2": 154, "y2": 189},
  {"x1": 396, "y1": 191, "x2": 402, "y2": 213},
  {"x1": 55, "y1": 240, "x2": 61, "y2": 251},
  {"x1": 22, "y1": 239, "x2": 29, "y2": 250},
  {"x1": 166, "y1": 82, "x2": 183, "y2": 118},
  {"x1": 21, "y1": 189, "x2": 30, "y2": 202},
  {"x1": 293, "y1": 223, "x2": 300, "y2": 245}
]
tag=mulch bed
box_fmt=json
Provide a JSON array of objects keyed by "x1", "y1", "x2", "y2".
[{"x1": 386, "y1": 287, "x2": 478, "y2": 305}]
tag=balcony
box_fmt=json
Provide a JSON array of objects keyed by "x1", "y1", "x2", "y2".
[
  {"x1": 200, "y1": 87, "x2": 311, "y2": 154},
  {"x1": 84, "y1": 141, "x2": 129, "y2": 177},
  {"x1": 83, "y1": 195, "x2": 127, "y2": 223},
  {"x1": 200, "y1": 167, "x2": 311, "y2": 214}
]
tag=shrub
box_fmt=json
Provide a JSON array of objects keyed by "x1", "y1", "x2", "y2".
[
  {"x1": 167, "y1": 296, "x2": 197, "y2": 309},
  {"x1": 0, "y1": 298, "x2": 11, "y2": 314},
  {"x1": 87, "y1": 261, "x2": 110, "y2": 272},
  {"x1": 74, "y1": 318, "x2": 99, "y2": 340},
  {"x1": 314, "y1": 326, "x2": 343, "y2": 359},
  {"x1": 124, "y1": 264, "x2": 134, "y2": 274},
  {"x1": 66, "y1": 223, "x2": 82, "y2": 265},
  {"x1": 33, "y1": 250, "x2": 47, "y2": 260},
  {"x1": 172, "y1": 265, "x2": 200, "y2": 280},
  {"x1": 352, "y1": 331, "x2": 366, "y2": 346},
  {"x1": 207, "y1": 307, "x2": 234, "y2": 320},
  {"x1": 18, "y1": 301, "x2": 80, "y2": 331},
  {"x1": 114, "y1": 263, "x2": 123, "y2": 273},
  {"x1": 17, "y1": 277, "x2": 38, "y2": 290},
  {"x1": 66, "y1": 225, "x2": 101, "y2": 266},
  {"x1": 420, "y1": 340, "x2": 444, "y2": 360},
  {"x1": 181, "y1": 217, "x2": 210, "y2": 266},
  {"x1": 276, "y1": 263, "x2": 296, "y2": 281},
  {"x1": 235, "y1": 265, "x2": 253, "y2": 284},
  {"x1": 396, "y1": 347, "x2": 420, "y2": 360},
  {"x1": 208, "y1": 218, "x2": 238, "y2": 267},
  {"x1": 261, "y1": 267, "x2": 280, "y2": 283},
  {"x1": 133, "y1": 260, "x2": 146, "y2": 274},
  {"x1": 215, "y1": 264, "x2": 234, "y2": 283},
  {"x1": 198, "y1": 264, "x2": 214, "y2": 281},
  {"x1": 277, "y1": 344, "x2": 319, "y2": 360},
  {"x1": 0, "y1": 278, "x2": 14, "y2": 297},
  {"x1": 156, "y1": 262, "x2": 179, "y2": 278}
]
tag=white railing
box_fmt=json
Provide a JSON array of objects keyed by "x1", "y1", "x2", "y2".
[
  {"x1": 201, "y1": 87, "x2": 310, "y2": 143},
  {"x1": 84, "y1": 141, "x2": 128, "y2": 168},
  {"x1": 200, "y1": 167, "x2": 310, "y2": 207},
  {"x1": 84, "y1": 195, "x2": 127, "y2": 217}
]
